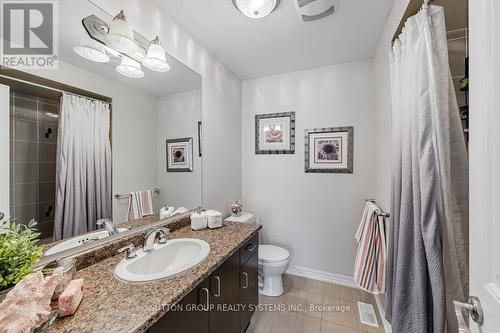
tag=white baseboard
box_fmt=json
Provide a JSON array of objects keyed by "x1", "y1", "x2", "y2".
[
  {"x1": 286, "y1": 264, "x2": 355, "y2": 288},
  {"x1": 286, "y1": 264, "x2": 391, "y2": 333}
]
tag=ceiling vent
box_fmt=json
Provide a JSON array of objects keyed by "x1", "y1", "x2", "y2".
[{"x1": 296, "y1": 0, "x2": 337, "y2": 21}]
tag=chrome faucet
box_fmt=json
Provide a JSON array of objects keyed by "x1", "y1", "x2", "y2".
[
  {"x1": 118, "y1": 244, "x2": 137, "y2": 259},
  {"x1": 143, "y1": 227, "x2": 169, "y2": 252},
  {"x1": 96, "y1": 218, "x2": 118, "y2": 236}
]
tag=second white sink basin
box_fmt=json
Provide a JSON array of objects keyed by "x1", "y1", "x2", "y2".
[
  {"x1": 115, "y1": 238, "x2": 210, "y2": 282},
  {"x1": 44, "y1": 228, "x2": 128, "y2": 256}
]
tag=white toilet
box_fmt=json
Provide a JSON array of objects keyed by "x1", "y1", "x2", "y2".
[
  {"x1": 258, "y1": 244, "x2": 290, "y2": 296},
  {"x1": 225, "y1": 212, "x2": 291, "y2": 297}
]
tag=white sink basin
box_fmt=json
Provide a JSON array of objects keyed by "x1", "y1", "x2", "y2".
[
  {"x1": 44, "y1": 228, "x2": 128, "y2": 256},
  {"x1": 115, "y1": 238, "x2": 210, "y2": 282}
]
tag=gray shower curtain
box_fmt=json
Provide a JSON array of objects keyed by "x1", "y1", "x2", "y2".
[
  {"x1": 54, "y1": 93, "x2": 112, "y2": 240},
  {"x1": 386, "y1": 5, "x2": 468, "y2": 333}
]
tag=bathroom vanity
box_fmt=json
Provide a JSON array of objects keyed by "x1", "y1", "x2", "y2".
[
  {"x1": 47, "y1": 218, "x2": 261, "y2": 333},
  {"x1": 149, "y1": 233, "x2": 259, "y2": 333}
]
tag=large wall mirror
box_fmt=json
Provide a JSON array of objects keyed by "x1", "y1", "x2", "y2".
[{"x1": 0, "y1": 0, "x2": 202, "y2": 258}]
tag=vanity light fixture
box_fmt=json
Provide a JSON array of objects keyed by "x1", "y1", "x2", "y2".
[
  {"x1": 116, "y1": 56, "x2": 144, "y2": 78},
  {"x1": 78, "y1": 14, "x2": 172, "y2": 79},
  {"x1": 144, "y1": 36, "x2": 170, "y2": 72},
  {"x1": 74, "y1": 36, "x2": 110, "y2": 63},
  {"x1": 233, "y1": 0, "x2": 280, "y2": 19},
  {"x1": 107, "y1": 10, "x2": 137, "y2": 54}
]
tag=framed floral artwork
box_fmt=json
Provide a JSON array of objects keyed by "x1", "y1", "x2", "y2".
[
  {"x1": 255, "y1": 112, "x2": 295, "y2": 154},
  {"x1": 304, "y1": 127, "x2": 353, "y2": 173},
  {"x1": 166, "y1": 137, "x2": 193, "y2": 172}
]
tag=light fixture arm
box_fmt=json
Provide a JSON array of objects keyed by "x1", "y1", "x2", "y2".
[{"x1": 113, "y1": 9, "x2": 126, "y2": 21}]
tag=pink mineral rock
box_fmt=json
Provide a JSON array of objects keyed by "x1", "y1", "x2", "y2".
[
  {"x1": 58, "y1": 278, "x2": 84, "y2": 317},
  {"x1": 0, "y1": 267, "x2": 63, "y2": 333}
]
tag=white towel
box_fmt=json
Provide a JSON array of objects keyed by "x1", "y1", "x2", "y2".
[
  {"x1": 127, "y1": 190, "x2": 155, "y2": 221},
  {"x1": 354, "y1": 201, "x2": 387, "y2": 294}
]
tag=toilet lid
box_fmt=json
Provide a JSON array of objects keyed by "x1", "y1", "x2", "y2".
[{"x1": 259, "y1": 245, "x2": 290, "y2": 262}]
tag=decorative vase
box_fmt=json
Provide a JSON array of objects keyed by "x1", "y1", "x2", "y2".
[{"x1": 231, "y1": 200, "x2": 242, "y2": 216}]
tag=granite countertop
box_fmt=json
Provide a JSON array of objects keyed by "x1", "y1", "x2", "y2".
[{"x1": 49, "y1": 221, "x2": 261, "y2": 333}]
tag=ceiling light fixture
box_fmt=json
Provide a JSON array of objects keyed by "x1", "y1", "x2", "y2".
[
  {"x1": 107, "y1": 10, "x2": 137, "y2": 54},
  {"x1": 116, "y1": 56, "x2": 144, "y2": 78},
  {"x1": 233, "y1": 0, "x2": 280, "y2": 19},
  {"x1": 144, "y1": 36, "x2": 170, "y2": 72},
  {"x1": 74, "y1": 36, "x2": 110, "y2": 63}
]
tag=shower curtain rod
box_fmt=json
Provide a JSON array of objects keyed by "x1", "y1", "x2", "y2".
[
  {"x1": 391, "y1": 0, "x2": 435, "y2": 44},
  {"x1": 0, "y1": 74, "x2": 111, "y2": 104}
]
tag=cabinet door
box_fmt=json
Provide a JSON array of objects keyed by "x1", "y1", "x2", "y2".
[
  {"x1": 209, "y1": 251, "x2": 240, "y2": 333},
  {"x1": 240, "y1": 252, "x2": 258, "y2": 333},
  {"x1": 149, "y1": 278, "x2": 210, "y2": 333}
]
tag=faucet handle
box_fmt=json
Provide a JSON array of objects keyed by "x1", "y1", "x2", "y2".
[
  {"x1": 158, "y1": 228, "x2": 170, "y2": 244},
  {"x1": 96, "y1": 218, "x2": 108, "y2": 228},
  {"x1": 118, "y1": 244, "x2": 137, "y2": 259}
]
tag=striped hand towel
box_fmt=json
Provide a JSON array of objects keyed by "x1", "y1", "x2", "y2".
[
  {"x1": 127, "y1": 190, "x2": 156, "y2": 221},
  {"x1": 354, "y1": 201, "x2": 387, "y2": 294}
]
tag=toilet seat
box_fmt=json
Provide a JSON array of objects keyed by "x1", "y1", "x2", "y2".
[{"x1": 259, "y1": 245, "x2": 290, "y2": 263}]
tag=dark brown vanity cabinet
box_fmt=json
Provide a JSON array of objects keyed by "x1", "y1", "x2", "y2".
[
  {"x1": 149, "y1": 233, "x2": 259, "y2": 333},
  {"x1": 149, "y1": 278, "x2": 210, "y2": 333},
  {"x1": 209, "y1": 251, "x2": 241, "y2": 333},
  {"x1": 239, "y1": 234, "x2": 259, "y2": 333}
]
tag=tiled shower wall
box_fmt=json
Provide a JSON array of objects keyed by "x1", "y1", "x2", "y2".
[{"x1": 9, "y1": 92, "x2": 59, "y2": 242}]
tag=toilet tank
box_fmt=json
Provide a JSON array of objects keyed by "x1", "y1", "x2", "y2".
[{"x1": 224, "y1": 212, "x2": 256, "y2": 223}]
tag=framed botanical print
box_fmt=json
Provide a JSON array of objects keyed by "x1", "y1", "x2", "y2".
[
  {"x1": 166, "y1": 137, "x2": 193, "y2": 172},
  {"x1": 305, "y1": 127, "x2": 354, "y2": 173},
  {"x1": 255, "y1": 112, "x2": 295, "y2": 154}
]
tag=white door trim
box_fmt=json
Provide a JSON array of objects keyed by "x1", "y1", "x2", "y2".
[
  {"x1": 0, "y1": 84, "x2": 10, "y2": 218},
  {"x1": 469, "y1": 0, "x2": 500, "y2": 330}
]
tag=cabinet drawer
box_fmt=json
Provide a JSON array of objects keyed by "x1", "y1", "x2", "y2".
[{"x1": 240, "y1": 233, "x2": 259, "y2": 265}]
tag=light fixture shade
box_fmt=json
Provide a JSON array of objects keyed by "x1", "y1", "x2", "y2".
[
  {"x1": 107, "y1": 10, "x2": 137, "y2": 54},
  {"x1": 116, "y1": 57, "x2": 144, "y2": 78},
  {"x1": 233, "y1": 0, "x2": 279, "y2": 18},
  {"x1": 144, "y1": 37, "x2": 170, "y2": 72},
  {"x1": 74, "y1": 36, "x2": 110, "y2": 63}
]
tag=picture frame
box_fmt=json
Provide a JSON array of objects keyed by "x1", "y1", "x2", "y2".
[
  {"x1": 304, "y1": 127, "x2": 354, "y2": 173},
  {"x1": 166, "y1": 137, "x2": 193, "y2": 172},
  {"x1": 255, "y1": 111, "x2": 295, "y2": 154}
]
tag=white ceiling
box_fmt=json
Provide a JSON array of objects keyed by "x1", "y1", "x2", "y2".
[
  {"x1": 58, "y1": 0, "x2": 201, "y2": 97},
  {"x1": 154, "y1": 0, "x2": 395, "y2": 79}
]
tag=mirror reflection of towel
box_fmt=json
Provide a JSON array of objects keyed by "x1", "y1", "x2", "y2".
[{"x1": 128, "y1": 190, "x2": 155, "y2": 221}]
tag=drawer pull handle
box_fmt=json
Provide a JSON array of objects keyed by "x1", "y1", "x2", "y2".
[
  {"x1": 242, "y1": 272, "x2": 248, "y2": 289},
  {"x1": 201, "y1": 287, "x2": 210, "y2": 310},
  {"x1": 245, "y1": 244, "x2": 257, "y2": 251},
  {"x1": 213, "y1": 276, "x2": 221, "y2": 297}
]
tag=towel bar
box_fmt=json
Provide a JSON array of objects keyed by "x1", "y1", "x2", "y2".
[
  {"x1": 365, "y1": 199, "x2": 391, "y2": 218},
  {"x1": 114, "y1": 188, "x2": 160, "y2": 200}
]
